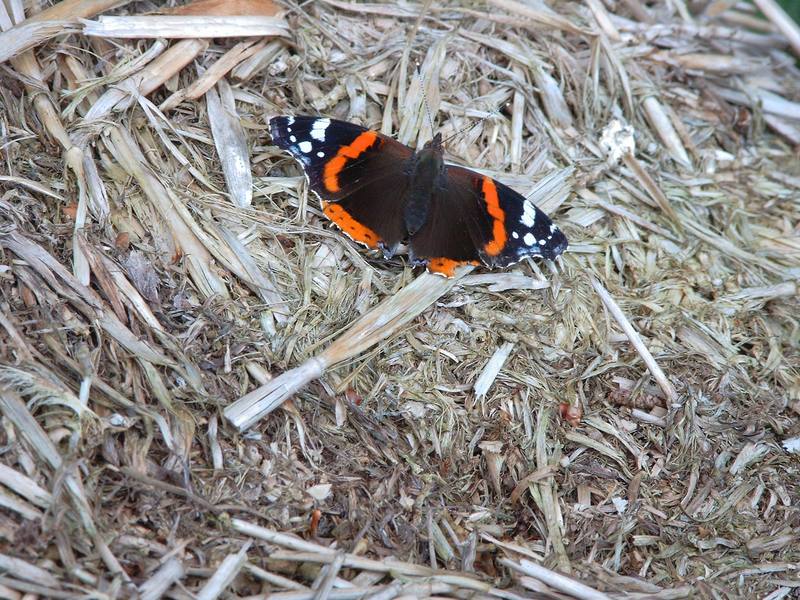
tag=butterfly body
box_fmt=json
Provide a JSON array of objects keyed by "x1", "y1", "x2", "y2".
[
  {"x1": 404, "y1": 133, "x2": 445, "y2": 237},
  {"x1": 268, "y1": 115, "x2": 567, "y2": 277}
]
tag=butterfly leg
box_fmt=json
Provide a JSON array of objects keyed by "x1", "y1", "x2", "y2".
[{"x1": 379, "y1": 241, "x2": 401, "y2": 259}]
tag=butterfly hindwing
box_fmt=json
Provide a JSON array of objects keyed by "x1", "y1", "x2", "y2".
[{"x1": 407, "y1": 169, "x2": 485, "y2": 276}]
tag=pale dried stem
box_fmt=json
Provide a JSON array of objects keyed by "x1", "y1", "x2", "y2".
[
  {"x1": 161, "y1": 39, "x2": 266, "y2": 111},
  {"x1": 86, "y1": 39, "x2": 208, "y2": 119},
  {"x1": 82, "y1": 15, "x2": 289, "y2": 38},
  {"x1": 195, "y1": 544, "x2": 250, "y2": 600},
  {"x1": 103, "y1": 126, "x2": 230, "y2": 299},
  {"x1": 501, "y1": 558, "x2": 611, "y2": 600},
  {"x1": 590, "y1": 277, "x2": 678, "y2": 404},
  {"x1": 0, "y1": 0, "x2": 129, "y2": 63},
  {"x1": 640, "y1": 96, "x2": 691, "y2": 168},
  {"x1": 752, "y1": 0, "x2": 800, "y2": 58},
  {"x1": 486, "y1": 0, "x2": 592, "y2": 35}
]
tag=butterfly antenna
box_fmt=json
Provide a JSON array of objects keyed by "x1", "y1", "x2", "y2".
[
  {"x1": 415, "y1": 60, "x2": 436, "y2": 140},
  {"x1": 441, "y1": 100, "x2": 510, "y2": 146}
]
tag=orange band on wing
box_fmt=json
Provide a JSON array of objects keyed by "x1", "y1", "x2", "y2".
[
  {"x1": 322, "y1": 201, "x2": 381, "y2": 248},
  {"x1": 426, "y1": 258, "x2": 479, "y2": 277},
  {"x1": 481, "y1": 177, "x2": 507, "y2": 256},
  {"x1": 323, "y1": 131, "x2": 379, "y2": 193}
]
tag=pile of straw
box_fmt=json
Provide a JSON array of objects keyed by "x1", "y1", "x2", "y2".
[{"x1": 1, "y1": 0, "x2": 798, "y2": 597}]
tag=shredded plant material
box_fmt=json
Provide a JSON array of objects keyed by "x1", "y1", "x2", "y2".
[{"x1": 0, "y1": 0, "x2": 799, "y2": 598}]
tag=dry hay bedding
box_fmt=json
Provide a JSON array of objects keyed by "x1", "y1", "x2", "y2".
[{"x1": 0, "y1": 0, "x2": 799, "y2": 598}]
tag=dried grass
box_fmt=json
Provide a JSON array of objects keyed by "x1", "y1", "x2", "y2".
[{"x1": 1, "y1": 0, "x2": 799, "y2": 598}]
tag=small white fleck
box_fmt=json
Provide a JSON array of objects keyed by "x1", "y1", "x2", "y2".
[
  {"x1": 784, "y1": 436, "x2": 800, "y2": 453},
  {"x1": 520, "y1": 200, "x2": 536, "y2": 228},
  {"x1": 287, "y1": 127, "x2": 292, "y2": 133},
  {"x1": 600, "y1": 119, "x2": 635, "y2": 165},
  {"x1": 547, "y1": 234, "x2": 552, "y2": 240},
  {"x1": 523, "y1": 233, "x2": 535, "y2": 246},
  {"x1": 512, "y1": 231, "x2": 519, "y2": 239},
  {"x1": 317, "y1": 151, "x2": 325, "y2": 157},
  {"x1": 538, "y1": 239, "x2": 547, "y2": 245},
  {"x1": 550, "y1": 223, "x2": 556, "y2": 233},
  {"x1": 298, "y1": 141, "x2": 312, "y2": 153},
  {"x1": 612, "y1": 497, "x2": 628, "y2": 514},
  {"x1": 289, "y1": 135, "x2": 296, "y2": 143},
  {"x1": 287, "y1": 116, "x2": 295, "y2": 125}
]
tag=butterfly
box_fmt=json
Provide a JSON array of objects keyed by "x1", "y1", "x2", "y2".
[{"x1": 268, "y1": 116, "x2": 567, "y2": 277}]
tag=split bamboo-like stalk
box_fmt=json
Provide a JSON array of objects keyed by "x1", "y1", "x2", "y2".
[{"x1": 82, "y1": 15, "x2": 289, "y2": 38}]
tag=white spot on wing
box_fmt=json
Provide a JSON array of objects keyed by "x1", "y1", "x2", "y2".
[
  {"x1": 523, "y1": 233, "x2": 535, "y2": 246},
  {"x1": 317, "y1": 151, "x2": 325, "y2": 157},
  {"x1": 512, "y1": 231, "x2": 519, "y2": 239},
  {"x1": 310, "y1": 118, "x2": 330, "y2": 142},
  {"x1": 287, "y1": 116, "x2": 295, "y2": 125},
  {"x1": 298, "y1": 141, "x2": 313, "y2": 153},
  {"x1": 520, "y1": 200, "x2": 536, "y2": 227},
  {"x1": 289, "y1": 135, "x2": 296, "y2": 142},
  {"x1": 538, "y1": 239, "x2": 547, "y2": 245}
]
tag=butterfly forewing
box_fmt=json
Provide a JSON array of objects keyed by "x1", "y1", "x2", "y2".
[
  {"x1": 269, "y1": 116, "x2": 414, "y2": 249},
  {"x1": 445, "y1": 166, "x2": 568, "y2": 266}
]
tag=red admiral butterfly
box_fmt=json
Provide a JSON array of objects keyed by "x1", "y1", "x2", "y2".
[{"x1": 268, "y1": 116, "x2": 567, "y2": 277}]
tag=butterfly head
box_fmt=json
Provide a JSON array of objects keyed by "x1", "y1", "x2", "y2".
[{"x1": 423, "y1": 132, "x2": 444, "y2": 152}]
